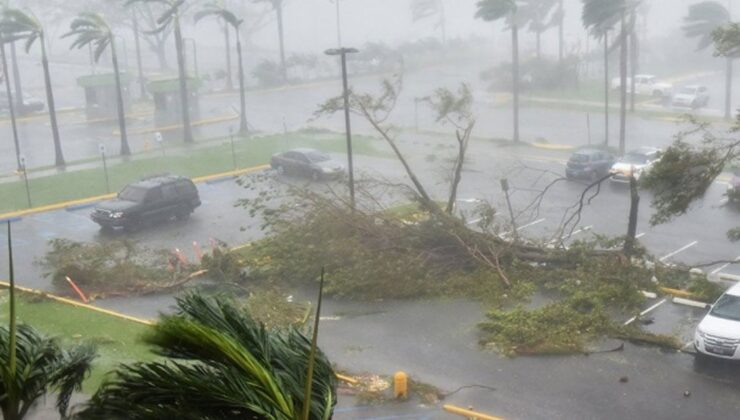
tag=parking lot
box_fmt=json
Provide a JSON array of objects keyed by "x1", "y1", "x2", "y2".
[{"x1": 1, "y1": 137, "x2": 739, "y2": 419}]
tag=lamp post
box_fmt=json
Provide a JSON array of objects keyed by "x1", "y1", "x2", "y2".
[
  {"x1": 325, "y1": 47, "x2": 358, "y2": 209},
  {"x1": 99, "y1": 143, "x2": 110, "y2": 194},
  {"x1": 19, "y1": 155, "x2": 31, "y2": 208}
]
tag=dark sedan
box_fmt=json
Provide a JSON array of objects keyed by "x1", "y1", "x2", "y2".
[
  {"x1": 565, "y1": 149, "x2": 615, "y2": 181},
  {"x1": 270, "y1": 148, "x2": 344, "y2": 181}
]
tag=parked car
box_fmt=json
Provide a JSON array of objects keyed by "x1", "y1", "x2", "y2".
[
  {"x1": 672, "y1": 85, "x2": 710, "y2": 109},
  {"x1": 271, "y1": 148, "x2": 344, "y2": 180},
  {"x1": 90, "y1": 174, "x2": 200, "y2": 231},
  {"x1": 728, "y1": 170, "x2": 740, "y2": 203},
  {"x1": 565, "y1": 149, "x2": 615, "y2": 181},
  {"x1": 694, "y1": 282, "x2": 740, "y2": 360},
  {"x1": 609, "y1": 147, "x2": 663, "y2": 183},
  {"x1": 0, "y1": 92, "x2": 45, "y2": 113},
  {"x1": 611, "y1": 74, "x2": 673, "y2": 97}
]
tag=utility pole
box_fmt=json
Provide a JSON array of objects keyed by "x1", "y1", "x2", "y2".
[{"x1": 325, "y1": 47, "x2": 359, "y2": 210}]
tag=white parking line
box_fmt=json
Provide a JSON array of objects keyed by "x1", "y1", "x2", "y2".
[
  {"x1": 549, "y1": 225, "x2": 592, "y2": 245},
  {"x1": 635, "y1": 232, "x2": 646, "y2": 239},
  {"x1": 466, "y1": 218, "x2": 482, "y2": 226},
  {"x1": 659, "y1": 241, "x2": 698, "y2": 263},
  {"x1": 500, "y1": 218, "x2": 546, "y2": 237},
  {"x1": 710, "y1": 255, "x2": 740, "y2": 275},
  {"x1": 623, "y1": 298, "x2": 668, "y2": 326}
]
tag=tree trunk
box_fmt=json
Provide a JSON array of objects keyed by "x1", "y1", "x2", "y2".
[
  {"x1": 41, "y1": 35, "x2": 65, "y2": 167},
  {"x1": 725, "y1": 57, "x2": 733, "y2": 120},
  {"x1": 624, "y1": 174, "x2": 640, "y2": 255},
  {"x1": 558, "y1": 0, "x2": 564, "y2": 63},
  {"x1": 155, "y1": 40, "x2": 168, "y2": 71},
  {"x1": 236, "y1": 28, "x2": 248, "y2": 134},
  {"x1": 629, "y1": 22, "x2": 637, "y2": 113},
  {"x1": 446, "y1": 125, "x2": 474, "y2": 215},
  {"x1": 603, "y1": 33, "x2": 609, "y2": 147},
  {"x1": 335, "y1": 0, "x2": 342, "y2": 46},
  {"x1": 111, "y1": 42, "x2": 130, "y2": 156},
  {"x1": 174, "y1": 15, "x2": 194, "y2": 143},
  {"x1": 619, "y1": 15, "x2": 627, "y2": 155},
  {"x1": 10, "y1": 41, "x2": 23, "y2": 113},
  {"x1": 536, "y1": 30, "x2": 541, "y2": 60},
  {"x1": 512, "y1": 24, "x2": 520, "y2": 143},
  {"x1": 276, "y1": 3, "x2": 287, "y2": 82},
  {"x1": 224, "y1": 20, "x2": 233, "y2": 91},
  {"x1": 132, "y1": 8, "x2": 147, "y2": 100},
  {"x1": 1, "y1": 42, "x2": 22, "y2": 171}
]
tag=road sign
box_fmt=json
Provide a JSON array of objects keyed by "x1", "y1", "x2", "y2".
[{"x1": 99, "y1": 143, "x2": 106, "y2": 154}]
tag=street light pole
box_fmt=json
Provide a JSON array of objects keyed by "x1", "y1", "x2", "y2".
[
  {"x1": 1, "y1": 41, "x2": 22, "y2": 172},
  {"x1": 325, "y1": 47, "x2": 358, "y2": 209},
  {"x1": 334, "y1": 0, "x2": 342, "y2": 47},
  {"x1": 183, "y1": 38, "x2": 199, "y2": 78}
]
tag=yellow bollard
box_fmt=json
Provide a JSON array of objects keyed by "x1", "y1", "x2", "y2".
[{"x1": 394, "y1": 371, "x2": 408, "y2": 399}]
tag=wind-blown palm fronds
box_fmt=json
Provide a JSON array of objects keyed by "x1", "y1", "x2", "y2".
[
  {"x1": 78, "y1": 294, "x2": 336, "y2": 420},
  {"x1": 64, "y1": 12, "x2": 131, "y2": 155}
]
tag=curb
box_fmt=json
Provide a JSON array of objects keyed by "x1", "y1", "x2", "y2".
[
  {"x1": 532, "y1": 143, "x2": 576, "y2": 151},
  {"x1": 443, "y1": 404, "x2": 504, "y2": 420},
  {"x1": 0, "y1": 164, "x2": 270, "y2": 221}
]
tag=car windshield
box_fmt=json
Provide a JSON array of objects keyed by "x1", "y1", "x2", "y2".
[
  {"x1": 710, "y1": 294, "x2": 740, "y2": 322},
  {"x1": 621, "y1": 153, "x2": 648, "y2": 164},
  {"x1": 680, "y1": 87, "x2": 696, "y2": 95},
  {"x1": 570, "y1": 154, "x2": 589, "y2": 163},
  {"x1": 306, "y1": 151, "x2": 330, "y2": 163},
  {"x1": 118, "y1": 185, "x2": 148, "y2": 202}
]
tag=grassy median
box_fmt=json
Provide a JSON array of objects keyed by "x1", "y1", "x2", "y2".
[{"x1": 0, "y1": 131, "x2": 383, "y2": 214}]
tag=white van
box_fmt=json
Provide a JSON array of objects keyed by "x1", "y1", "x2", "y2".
[{"x1": 694, "y1": 282, "x2": 740, "y2": 360}]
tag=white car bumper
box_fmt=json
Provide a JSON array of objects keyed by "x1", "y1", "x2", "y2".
[{"x1": 694, "y1": 330, "x2": 740, "y2": 360}]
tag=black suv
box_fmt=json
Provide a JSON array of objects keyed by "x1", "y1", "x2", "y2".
[{"x1": 91, "y1": 175, "x2": 200, "y2": 231}]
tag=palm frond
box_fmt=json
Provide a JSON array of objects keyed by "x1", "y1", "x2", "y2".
[
  {"x1": 475, "y1": 0, "x2": 517, "y2": 23},
  {"x1": 683, "y1": 1, "x2": 730, "y2": 51}
]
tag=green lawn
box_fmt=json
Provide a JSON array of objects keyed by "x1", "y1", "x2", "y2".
[
  {"x1": 0, "y1": 291, "x2": 154, "y2": 393},
  {"x1": 0, "y1": 131, "x2": 384, "y2": 214}
]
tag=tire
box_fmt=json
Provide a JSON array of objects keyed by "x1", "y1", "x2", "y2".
[
  {"x1": 276, "y1": 165, "x2": 285, "y2": 175},
  {"x1": 123, "y1": 219, "x2": 141, "y2": 232},
  {"x1": 589, "y1": 171, "x2": 599, "y2": 182},
  {"x1": 176, "y1": 206, "x2": 192, "y2": 221},
  {"x1": 311, "y1": 171, "x2": 321, "y2": 182}
]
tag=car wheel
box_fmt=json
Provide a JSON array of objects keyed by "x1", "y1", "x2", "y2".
[
  {"x1": 176, "y1": 206, "x2": 192, "y2": 221},
  {"x1": 276, "y1": 165, "x2": 285, "y2": 175},
  {"x1": 589, "y1": 171, "x2": 599, "y2": 182},
  {"x1": 123, "y1": 219, "x2": 140, "y2": 232},
  {"x1": 99, "y1": 225, "x2": 114, "y2": 233},
  {"x1": 311, "y1": 171, "x2": 321, "y2": 182}
]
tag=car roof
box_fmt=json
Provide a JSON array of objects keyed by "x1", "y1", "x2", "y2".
[
  {"x1": 635, "y1": 74, "x2": 655, "y2": 78},
  {"x1": 682, "y1": 85, "x2": 704, "y2": 89},
  {"x1": 726, "y1": 282, "x2": 740, "y2": 297},
  {"x1": 129, "y1": 174, "x2": 188, "y2": 189},
  {"x1": 574, "y1": 148, "x2": 607, "y2": 156},
  {"x1": 627, "y1": 147, "x2": 661, "y2": 155},
  {"x1": 287, "y1": 148, "x2": 320, "y2": 154}
]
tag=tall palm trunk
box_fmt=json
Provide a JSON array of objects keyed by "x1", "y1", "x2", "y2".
[
  {"x1": 10, "y1": 41, "x2": 22, "y2": 112},
  {"x1": 5, "y1": 223, "x2": 18, "y2": 420},
  {"x1": 132, "y1": 8, "x2": 147, "y2": 100},
  {"x1": 173, "y1": 15, "x2": 194, "y2": 143},
  {"x1": 1, "y1": 42, "x2": 22, "y2": 171},
  {"x1": 558, "y1": 0, "x2": 564, "y2": 62},
  {"x1": 224, "y1": 21, "x2": 233, "y2": 90},
  {"x1": 40, "y1": 34, "x2": 65, "y2": 167},
  {"x1": 624, "y1": 174, "x2": 640, "y2": 255},
  {"x1": 603, "y1": 33, "x2": 609, "y2": 147},
  {"x1": 236, "y1": 27, "x2": 248, "y2": 134},
  {"x1": 512, "y1": 23, "x2": 520, "y2": 143},
  {"x1": 619, "y1": 14, "x2": 627, "y2": 155},
  {"x1": 725, "y1": 57, "x2": 733, "y2": 120},
  {"x1": 110, "y1": 41, "x2": 130, "y2": 156},
  {"x1": 629, "y1": 23, "x2": 637, "y2": 112},
  {"x1": 275, "y1": 3, "x2": 286, "y2": 82},
  {"x1": 536, "y1": 30, "x2": 541, "y2": 60}
]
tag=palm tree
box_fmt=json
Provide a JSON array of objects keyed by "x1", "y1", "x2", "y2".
[
  {"x1": 476, "y1": 0, "x2": 523, "y2": 143},
  {"x1": 683, "y1": 1, "x2": 733, "y2": 120},
  {"x1": 0, "y1": 8, "x2": 65, "y2": 167},
  {"x1": 582, "y1": 0, "x2": 631, "y2": 152},
  {"x1": 126, "y1": 0, "x2": 194, "y2": 143},
  {"x1": 557, "y1": 0, "x2": 564, "y2": 62},
  {"x1": 64, "y1": 13, "x2": 131, "y2": 156},
  {"x1": 253, "y1": 0, "x2": 286, "y2": 82},
  {"x1": 77, "y1": 293, "x2": 337, "y2": 419},
  {"x1": 195, "y1": 3, "x2": 248, "y2": 134},
  {"x1": 521, "y1": 0, "x2": 558, "y2": 60},
  {"x1": 1, "y1": 223, "x2": 97, "y2": 420},
  {"x1": 0, "y1": 27, "x2": 22, "y2": 172}
]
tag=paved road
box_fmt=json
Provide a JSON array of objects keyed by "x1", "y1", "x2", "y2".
[{"x1": 1, "y1": 133, "x2": 739, "y2": 418}]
